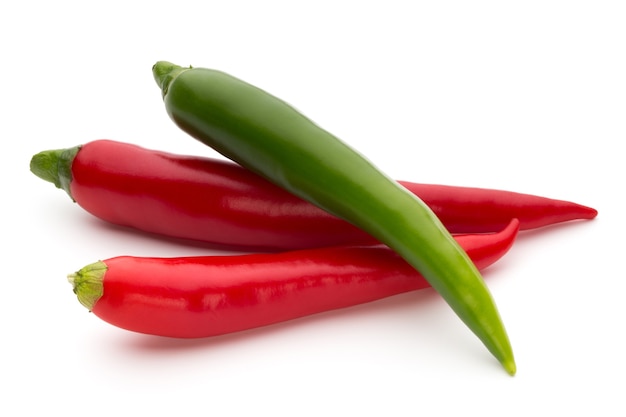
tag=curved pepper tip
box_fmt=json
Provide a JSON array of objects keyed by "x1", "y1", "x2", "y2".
[
  {"x1": 586, "y1": 206, "x2": 599, "y2": 219},
  {"x1": 503, "y1": 358, "x2": 517, "y2": 376}
]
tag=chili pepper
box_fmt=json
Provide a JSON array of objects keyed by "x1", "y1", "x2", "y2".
[
  {"x1": 68, "y1": 219, "x2": 519, "y2": 341},
  {"x1": 30, "y1": 139, "x2": 596, "y2": 250},
  {"x1": 153, "y1": 61, "x2": 516, "y2": 374}
]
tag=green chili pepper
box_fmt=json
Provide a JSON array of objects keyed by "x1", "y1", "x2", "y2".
[{"x1": 153, "y1": 61, "x2": 516, "y2": 375}]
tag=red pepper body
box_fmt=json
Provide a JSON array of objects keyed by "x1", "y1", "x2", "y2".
[
  {"x1": 89, "y1": 219, "x2": 519, "y2": 338},
  {"x1": 71, "y1": 140, "x2": 366, "y2": 250},
  {"x1": 412, "y1": 182, "x2": 593, "y2": 233},
  {"x1": 71, "y1": 140, "x2": 596, "y2": 250}
]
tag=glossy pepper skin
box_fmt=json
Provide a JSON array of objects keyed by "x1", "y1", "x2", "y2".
[
  {"x1": 30, "y1": 140, "x2": 596, "y2": 250},
  {"x1": 69, "y1": 220, "x2": 519, "y2": 339},
  {"x1": 153, "y1": 61, "x2": 516, "y2": 374}
]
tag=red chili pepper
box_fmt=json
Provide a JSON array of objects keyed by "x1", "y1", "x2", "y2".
[
  {"x1": 68, "y1": 219, "x2": 519, "y2": 338},
  {"x1": 31, "y1": 139, "x2": 596, "y2": 250}
]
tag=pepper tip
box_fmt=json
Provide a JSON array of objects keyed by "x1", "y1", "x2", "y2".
[{"x1": 503, "y1": 358, "x2": 517, "y2": 376}]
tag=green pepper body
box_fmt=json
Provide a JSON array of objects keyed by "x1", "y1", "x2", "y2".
[{"x1": 153, "y1": 61, "x2": 515, "y2": 375}]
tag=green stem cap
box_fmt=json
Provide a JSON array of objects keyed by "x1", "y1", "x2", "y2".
[
  {"x1": 67, "y1": 261, "x2": 107, "y2": 311},
  {"x1": 30, "y1": 145, "x2": 81, "y2": 200},
  {"x1": 152, "y1": 61, "x2": 191, "y2": 97}
]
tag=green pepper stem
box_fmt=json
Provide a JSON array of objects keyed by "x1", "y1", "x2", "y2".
[
  {"x1": 152, "y1": 61, "x2": 191, "y2": 97},
  {"x1": 67, "y1": 261, "x2": 107, "y2": 311},
  {"x1": 30, "y1": 145, "x2": 80, "y2": 200}
]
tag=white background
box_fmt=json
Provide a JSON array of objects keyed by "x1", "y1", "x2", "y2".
[{"x1": 2, "y1": 1, "x2": 624, "y2": 415}]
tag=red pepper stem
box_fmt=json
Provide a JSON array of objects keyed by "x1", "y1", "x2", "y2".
[
  {"x1": 30, "y1": 146, "x2": 81, "y2": 200},
  {"x1": 67, "y1": 261, "x2": 107, "y2": 311}
]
